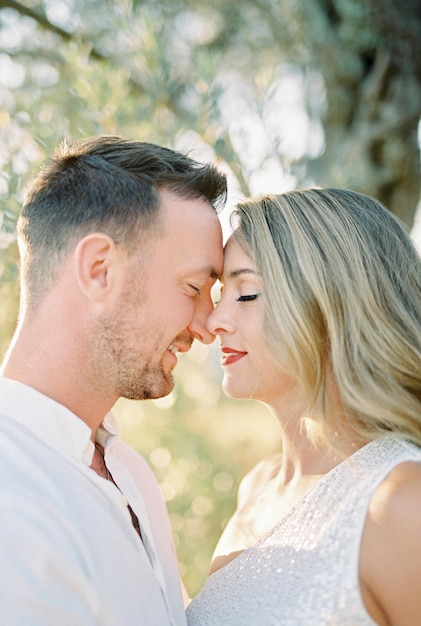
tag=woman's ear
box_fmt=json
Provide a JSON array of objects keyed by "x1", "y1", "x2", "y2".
[{"x1": 74, "y1": 233, "x2": 120, "y2": 301}]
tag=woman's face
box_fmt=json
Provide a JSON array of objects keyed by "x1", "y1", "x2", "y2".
[{"x1": 207, "y1": 236, "x2": 298, "y2": 405}]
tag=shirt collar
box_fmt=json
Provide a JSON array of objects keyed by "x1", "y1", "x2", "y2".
[
  {"x1": 96, "y1": 411, "x2": 119, "y2": 451},
  {"x1": 0, "y1": 378, "x2": 118, "y2": 467}
]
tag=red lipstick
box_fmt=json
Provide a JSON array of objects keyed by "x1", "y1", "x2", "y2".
[{"x1": 221, "y1": 346, "x2": 247, "y2": 366}]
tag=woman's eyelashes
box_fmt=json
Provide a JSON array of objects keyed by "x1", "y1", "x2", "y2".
[
  {"x1": 237, "y1": 293, "x2": 260, "y2": 302},
  {"x1": 212, "y1": 285, "x2": 261, "y2": 306}
]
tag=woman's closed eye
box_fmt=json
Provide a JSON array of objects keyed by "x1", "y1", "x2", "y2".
[{"x1": 237, "y1": 294, "x2": 260, "y2": 302}]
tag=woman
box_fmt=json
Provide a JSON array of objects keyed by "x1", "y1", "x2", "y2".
[{"x1": 186, "y1": 188, "x2": 421, "y2": 625}]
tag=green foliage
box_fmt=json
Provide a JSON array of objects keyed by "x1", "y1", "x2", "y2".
[{"x1": 0, "y1": 241, "x2": 19, "y2": 358}]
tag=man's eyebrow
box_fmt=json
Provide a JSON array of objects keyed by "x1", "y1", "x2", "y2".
[
  {"x1": 210, "y1": 267, "x2": 220, "y2": 280},
  {"x1": 187, "y1": 265, "x2": 221, "y2": 280}
]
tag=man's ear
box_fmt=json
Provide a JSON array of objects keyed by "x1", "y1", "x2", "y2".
[{"x1": 74, "y1": 233, "x2": 120, "y2": 301}]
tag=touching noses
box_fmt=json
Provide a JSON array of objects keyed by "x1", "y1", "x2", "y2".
[{"x1": 188, "y1": 293, "x2": 218, "y2": 345}]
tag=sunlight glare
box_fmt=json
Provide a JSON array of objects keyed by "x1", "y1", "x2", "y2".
[
  {"x1": 0, "y1": 54, "x2": 25, "y2": 88},
  {"x1": 152, "y1": 391, "x2": 176, "y2": 409}
]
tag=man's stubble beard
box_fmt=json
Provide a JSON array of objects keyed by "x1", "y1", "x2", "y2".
[
  {"x1": 92, "y1": 315, "x2": 175, "y2": 400},
  {"x1": 121, "y1": 363, "x2": 174, "y2": 400},
  {"x1": 89, "y1": 287, "x2": 175, "y2": 401}
]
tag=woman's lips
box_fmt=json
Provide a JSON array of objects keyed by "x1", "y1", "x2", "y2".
[{"x1": 221, "y1": 346, "x2": 248, "y2": 366}]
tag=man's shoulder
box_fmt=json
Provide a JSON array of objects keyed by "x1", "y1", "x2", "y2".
[{"x1": 111, "y1": 438, "x2": 148, "y2": 466}]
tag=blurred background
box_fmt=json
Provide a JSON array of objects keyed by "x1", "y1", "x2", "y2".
[{"x1": 1, "y1": 0, "x2": 421, "y2": 596}]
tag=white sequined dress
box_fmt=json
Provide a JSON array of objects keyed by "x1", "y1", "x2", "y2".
[{"x1": 186, "y1": 436, "x2": 421, "y2": 625}]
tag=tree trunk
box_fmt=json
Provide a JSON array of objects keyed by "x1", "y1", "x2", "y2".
[{"x1": 303, "y1": 0, "x2": 421, "y2": 227}]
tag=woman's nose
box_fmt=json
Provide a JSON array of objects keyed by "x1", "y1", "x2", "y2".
[{"x1": 206, "y1": 302, "x2": 235, "y2": 336}]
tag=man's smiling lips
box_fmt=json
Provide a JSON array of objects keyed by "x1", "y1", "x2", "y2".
[
  {"x1": 166, "y1": 343, "x2": 186, "y2": 371},
  {"x1": 221, "y1": 346, "x2": 248, "y2": 366},
  {"x1": 167, "y1": 339, "x2": 193, "y2": 363}
]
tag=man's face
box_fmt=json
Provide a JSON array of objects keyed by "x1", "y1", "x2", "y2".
[{"x1": 93, "y1": 190, "x2": 223, "y2": 400}]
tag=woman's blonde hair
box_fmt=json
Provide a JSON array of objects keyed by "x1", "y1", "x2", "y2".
[{"x1": 232, "y1": 188, "x2": 421, "y2": 447}]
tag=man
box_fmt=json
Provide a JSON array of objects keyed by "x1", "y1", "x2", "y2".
[{"x1": 0, "y1": 136, "x2": 226, "y2": 625}]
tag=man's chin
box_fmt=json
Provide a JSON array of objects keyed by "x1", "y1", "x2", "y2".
[{"x1": 121, "y1": 372, "x2": 175, "y2": 401}]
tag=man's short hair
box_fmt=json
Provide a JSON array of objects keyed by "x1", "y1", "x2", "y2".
[{"x1": 17, "y1": 136, "x2": 227, "y2": 306}]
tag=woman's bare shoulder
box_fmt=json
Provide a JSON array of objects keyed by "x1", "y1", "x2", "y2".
[
  {"x1": 360, "y1": 460, "x2": 421, "y2": 625},
  {"x1": 237, "y1": 453, "x2": 283, "y2": 506}
]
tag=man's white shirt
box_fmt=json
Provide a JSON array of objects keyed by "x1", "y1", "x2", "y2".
[{"x1": 0, "y1": 377, "x2": 187, "y2": 625}]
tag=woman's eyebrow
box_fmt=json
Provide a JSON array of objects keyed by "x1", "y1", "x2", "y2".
[{"x1": 228, "y1": 268, "x2": 259, "y2": 279}]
